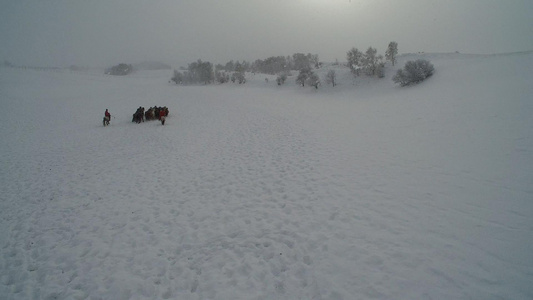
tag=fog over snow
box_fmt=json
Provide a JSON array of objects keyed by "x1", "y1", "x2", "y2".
[
  {"x1": 1, "y1": 1, "x2": 533, "y2": 299},
  {"x1": 1, "y1": 51, "x2": 532, "y2": 299},
  {"x1": 1, "y1": 0, "x2": 532, "y2": 67}
]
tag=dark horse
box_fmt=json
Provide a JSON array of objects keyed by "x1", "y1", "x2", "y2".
[{"x1": 103, "y1": 116, "x2": 110, "y2": 126}]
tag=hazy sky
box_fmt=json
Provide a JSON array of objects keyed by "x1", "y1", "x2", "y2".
[{"x1": 1, "y1": 0, "x2": 532, "y2": 68}]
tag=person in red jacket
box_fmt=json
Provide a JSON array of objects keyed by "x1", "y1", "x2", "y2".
[
  {"x1": 103, "y1": 109, "x2": 111, "y2": 126},
  {"x1": 159, "y1": 109, "x2": 166, "y2": 125}
]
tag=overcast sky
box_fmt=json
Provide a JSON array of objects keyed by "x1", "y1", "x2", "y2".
[{"x1": 1, "y1": 0, "x2": 532, "y2": 68}]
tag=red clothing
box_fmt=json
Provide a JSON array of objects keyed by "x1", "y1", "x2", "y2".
[{"x1": 105, "y1": 111, "x2": 111, "y2": 118}]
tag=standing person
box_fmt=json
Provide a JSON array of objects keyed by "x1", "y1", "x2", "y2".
[
  {"x1": 103, "y1": 109, "x2": 111, "y2": 126},
  {"x1": 159, "y1": 109, "x2": 166, "y2": 125}
]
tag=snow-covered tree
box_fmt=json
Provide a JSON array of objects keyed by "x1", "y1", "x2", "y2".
[
  {"x1": 386, "y1": 41, "x2": 398, "y2": 66},
  {"x1": 306, "y1": 73, "x2": 320, "y2": 89},
  {"x1": 296, "y1": 68, "x2": 312, "y2": 87},
  {"x1": 215, "y1": 71, "x2": 229, "y2": 84},
  {"x1": 346, "y1": 48, "x2": 363, "y2": 76},
  {"x1": 231, "y1": 71, "x2": 246, "y2": 84},
  {"x1": 363, "y1": 47, "x2": 383, "y2": 76},
  {"x1": 234, "y1": 61, "x2": 244, "y2": 73},
  {"x1": 188, "y1": 60, "x2": 213, "y2": 84},
  {"x1": 225, "y1": 60, "x2": 235, "y2": 72},
  {"x1": 293, "y1": 53, "x2": 312, "y2": 71},
  {"x1": 171, "y1": 70, "x2": 184, "y2": 84},
  {"x1": 325, "y1": 70, "x2": 336, "y2": 87},
  {"x1": 377, "y1": 61, "x2": 386, "y2": 78}
]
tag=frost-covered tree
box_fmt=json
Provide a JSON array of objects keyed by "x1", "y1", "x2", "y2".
[
  {"x1": 293, "y1": 53, "x2": 312, "y2": 71},
  {"x1": 188, "y1": 60, "x2": 213, "y2": 84},
  {"x1": 171, "y1": 70, "x2": 184, "y2": 84},
  {"x1": 310, "y1": 54, "x2": 320, "y2": 69},
  {"x1": 215, "y1": 71, "x2": 229, "y2": 84},
  {"x1": 172, "y1": 60, "x2": 214, "y2": 84},
  {"x1": 253, "y1": 56, "x2": 288, "y2": 75},
  {"x1": 306, "y1": 73, "x2": 320, "y2": 89},
  {"x1": 363, "y1": 47, "x2": 383, "y2": 76},
  {"x1": 231, "y1": 71, "x2": 246, "y2": 84},
  {"x1": 234, "y1": 61, "x2": 244, "y2": 73},
  {"x1": 376, "y1": 61, "x2": 386, "y2": 78},
  {"x1": 346, "y1": 48, "x2": 363, "y2": 76},
  {"x1": 325, "y1": 70, "x2": 336, "y2": 87},
  {"x1": 393, "y1": 59, "x2": 434, "y2": 86},
  {"x1": 386, "y1": 41, "x2": 398, "y2": 66},
  {"x1": 225, "y1": 60, "x2": 235, "y2": 72},
  {"x1": 296, "y1": 68, "x2": 312, "y2": 87}
]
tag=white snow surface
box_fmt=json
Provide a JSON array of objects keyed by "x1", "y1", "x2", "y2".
[{"x1": 1, "y1": 52, "x2": 532, "y2": 300}]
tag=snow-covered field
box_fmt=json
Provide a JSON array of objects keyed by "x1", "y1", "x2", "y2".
[{"x1": 1, "y1": 52, "x2": 532, "y2": 300}]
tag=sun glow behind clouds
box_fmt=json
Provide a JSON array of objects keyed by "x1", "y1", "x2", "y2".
[{"x1": 305, "y1": 0, "x2": 357, "y2": 7}]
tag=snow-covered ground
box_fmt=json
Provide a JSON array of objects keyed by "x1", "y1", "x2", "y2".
[{"x1": 1, "y1": 51, "x2": 532, "y2": 300}]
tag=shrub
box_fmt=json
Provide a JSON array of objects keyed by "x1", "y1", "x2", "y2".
[
  {"x1": 105, "y1": 63, "x2": 133, "y2": 76},
  {"x1": 276, "y1": 73, "x2": 287, "y2": 85},
  {"x1": 393, "y1": 59, "x2": 434, "y2": 86}
]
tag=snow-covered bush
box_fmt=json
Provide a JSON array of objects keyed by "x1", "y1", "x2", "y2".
[
  {"x1": 105, "y1": 63, "x2": 133, "y2": 76},
  {"x1": 393, "y1": 59, "x2": 434, "y2": 86},
  {"x1": 276, "y1": 73, "x2": 287, "y2": 85}
]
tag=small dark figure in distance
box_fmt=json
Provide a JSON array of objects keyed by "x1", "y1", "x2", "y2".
[
  {"x1": 132, "y1": 106, "x2": 144, "y2": 123},
  {"x1": 103, "y1": 109, "x2": 111, "y2": 126}
]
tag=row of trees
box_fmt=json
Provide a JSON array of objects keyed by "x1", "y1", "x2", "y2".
[
  {"x1": 171, "y1": 52, "x2": 320, "y2": 85},
  {"x1": 171, "y1": 42, "x2": 433, "y2": 88},
  {"x1": 287, "y1": 42, "x2": 398, "y2": 89},
  {"x1": 252, "y1": 53, "x2": 320, "y2": 74},
  {"x1": 213, "y1": 53, "x2": 320, "y2": 75}
]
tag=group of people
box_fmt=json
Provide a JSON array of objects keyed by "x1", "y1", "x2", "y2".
[
  {"x1": 132, "y1": 106, "x2": 169, "y2": 125},
  {"x1": 104, "y1": 106, "x2": 169, "y2": 126}
]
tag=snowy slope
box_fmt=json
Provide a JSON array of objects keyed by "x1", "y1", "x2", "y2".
[{"x1": 1, "y1": 52, "x2": 532, "y2": 300}]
